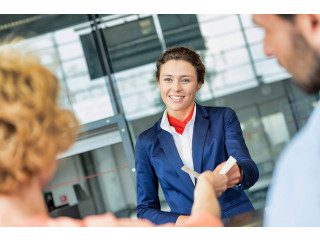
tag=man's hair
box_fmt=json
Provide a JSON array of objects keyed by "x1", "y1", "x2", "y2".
[
  {"x1": 155, "y1": 46, "x2": 206, "y2": 84},
  {"x1": 277, "y1": 14, "x2": 296, "y2": 23},
  {"x1": 0, "y1": 47, "x2": 79, "y2": 194}
]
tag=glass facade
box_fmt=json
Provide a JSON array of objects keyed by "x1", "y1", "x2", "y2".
[{"x1": 0, "y1": 14, "x2": 318, "y2": 218}]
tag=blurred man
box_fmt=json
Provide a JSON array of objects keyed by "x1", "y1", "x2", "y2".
[{"x1": 253, "y1": 14, "x2": 320, "y2": 226}]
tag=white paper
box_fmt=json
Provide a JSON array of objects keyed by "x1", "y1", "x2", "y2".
[
  {"x1": 219, "y1": 156, "x2": 237, "y2": 174},
  {"x1": 181, "y1": 166, "x2": 200, "y2": 179}
]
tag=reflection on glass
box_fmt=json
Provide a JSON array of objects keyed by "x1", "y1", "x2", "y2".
[
  {"x1": 1, "y1": 15, "x2": 114, "y2": 124},
  {"x1": 44, "y1": 143, "x2": 136, "y2": 219}
]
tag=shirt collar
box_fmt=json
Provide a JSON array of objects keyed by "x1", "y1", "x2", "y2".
[{"x1": 160, "y1": 103, "x2": 197, "y2": 135}]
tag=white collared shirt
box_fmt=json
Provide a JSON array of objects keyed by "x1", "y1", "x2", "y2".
[{"x1": 160, "y1": 104, "x2": 197, "y2": 185}]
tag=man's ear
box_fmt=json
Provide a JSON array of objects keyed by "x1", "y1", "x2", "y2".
[{"x1": 296, "y1": 14, "x2": 320, "y2": 51}]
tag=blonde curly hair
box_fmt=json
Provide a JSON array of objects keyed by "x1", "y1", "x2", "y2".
[{"x1": 0, "y1": 47, "x2": 79, "y2": 194}]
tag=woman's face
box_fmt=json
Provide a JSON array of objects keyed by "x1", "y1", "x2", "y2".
[{"x1": 158, "y1": 59, "x2": 202, "y2": 118}]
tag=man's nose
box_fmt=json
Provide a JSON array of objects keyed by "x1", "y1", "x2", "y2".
[{"x1": 264, "y1": 38, "x2": 274, "y2": 57}]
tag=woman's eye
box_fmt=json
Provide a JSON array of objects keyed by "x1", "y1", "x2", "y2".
[
  {"x1": 164, "y1": 78, "x2": 172, "y2": 81},
  {"x1": 182, "y1": 79, "x2": 190, "y2": 83}
]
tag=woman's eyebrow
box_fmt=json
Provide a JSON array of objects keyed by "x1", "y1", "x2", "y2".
[
  {"x1": 160, "y1": 74, "x2": 193, "y2": 77},
  {"x1": 160, "y1": 74, "x2": 173, "y2": 77}
]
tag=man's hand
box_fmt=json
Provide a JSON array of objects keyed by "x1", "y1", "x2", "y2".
[
  {"x1": 213, "y1": 162, "x2": 243, "y2": 188},
  {"x1": 208, "y1": 172, "x2": 228, "y2": 197},
  {"x1": 176, "y1": 172, "x2": 228, "y2": 224},
  {"x1": 191, "y1": 171, "x2": 227, "y2": 219}
]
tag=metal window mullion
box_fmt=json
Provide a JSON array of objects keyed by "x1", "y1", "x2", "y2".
[
  {"x1": 87, "y1": 14, "x2": 123, "y2": 115},
  {"x1": 237, "y1": 14, "x2": 262, "y2": 84}
]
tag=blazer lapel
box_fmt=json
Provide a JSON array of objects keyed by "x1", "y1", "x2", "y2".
[
  {"x1": 157, "y1": 129, "x2": 195, "y2": 196},
  {"x1": 192, "y1": 104, "x2": 209, "y2": 175}
]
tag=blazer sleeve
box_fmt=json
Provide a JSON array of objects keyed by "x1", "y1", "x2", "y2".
[
  {"x1": 135, "y1": 134, "x2": 180, "y2": 225},
  {"x1": 223, "y1": 108, "x2": 259, "y2": 190}
]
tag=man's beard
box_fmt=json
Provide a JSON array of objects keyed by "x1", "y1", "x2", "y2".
[{"x1": 289, "y1": 31, "x2": 320, "y2": 95}]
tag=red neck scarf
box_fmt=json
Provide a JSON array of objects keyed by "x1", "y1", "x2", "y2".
[{"x1": 167, "y1": 107, "x2": 194, "y2": 135}]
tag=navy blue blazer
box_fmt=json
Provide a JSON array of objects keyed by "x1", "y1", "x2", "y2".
[{"x1": 135, "y1": 104, "x2": 259, "y2": 225}]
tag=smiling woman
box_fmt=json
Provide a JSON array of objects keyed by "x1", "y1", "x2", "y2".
[
  {"x1": 157, "y1": 59, "x2": 202, "y2": 121},
  {"x1": 135, "y1": 46, "x2": 259, "y2": 225}
]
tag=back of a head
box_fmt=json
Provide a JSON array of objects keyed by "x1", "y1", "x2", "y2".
[{"x1": 0, "y1": 46, "x2": 79, "y2": 195}]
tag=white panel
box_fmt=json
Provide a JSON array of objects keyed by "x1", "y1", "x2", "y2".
[{"x1": 58, "y1": 130, "x2": 122, "y2": 159}]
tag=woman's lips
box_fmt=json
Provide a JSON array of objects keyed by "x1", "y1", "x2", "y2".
[{"x1": 169, "y1": 95, "x2": 184, "y2": 102}]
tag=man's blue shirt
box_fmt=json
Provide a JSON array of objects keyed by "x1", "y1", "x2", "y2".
[{"x1": 264, "y1": 102, "x2": 320, "y2": 226}]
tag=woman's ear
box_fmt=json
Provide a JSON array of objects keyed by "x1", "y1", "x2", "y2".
[
  {"x1": 296, "y1": 14, "x2": 320, "y2": 51},
  {"x1": 197, "y1": 82, "x2": 203, "y2": 91}
]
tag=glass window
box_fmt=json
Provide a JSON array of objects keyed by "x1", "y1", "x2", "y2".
[
  {"x1": 0, "y1": 15, "x2": 115, "y2": 124},
  {"x1": 45, "y1": 143, "x2": 136, "y2": 218}
]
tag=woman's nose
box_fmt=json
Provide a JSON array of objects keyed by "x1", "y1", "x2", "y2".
[{"x1": 171, "y1": 80, "x2": 182, "y2": 92}]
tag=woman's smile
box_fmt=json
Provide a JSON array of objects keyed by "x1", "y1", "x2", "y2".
[
  {"x1": 158, "y1": 59, "x2": 202, "y2": 120},
  {"x1": 169, "y1": 95, "x2": 185, "y2": 102}
]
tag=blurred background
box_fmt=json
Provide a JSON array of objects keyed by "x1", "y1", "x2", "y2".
[{"x1": 0, "y1": 14, "x2": 317, "y2": 220}]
